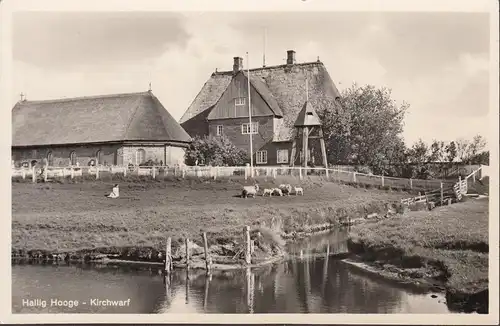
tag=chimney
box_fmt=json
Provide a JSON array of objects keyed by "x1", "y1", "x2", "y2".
[
  {"x1": 287, "y1": 50, "x2": 296, "y2": 65},
  {"x1": 233, "y1": 57, "x2": 243, "y2": 73}
]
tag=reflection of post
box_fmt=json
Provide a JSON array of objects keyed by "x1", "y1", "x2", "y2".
[
  {"x1": 322, "y1": 244, "x2": 330, "y2": 296},
  {"x1": 244, "y1": 226, "x2": 251, "y2": 265},
  {"x1": 303, "y1": 256, "x2": 312, "y2": 313},
  {"x1": 163, "y1": 273, "x2": 172, "y2": 306},
  {"x1": 246, "y1": 267, "x2": 255, "y2": 313},
  {"x1": 165, "y1": 237, "x2": 172, "y2": 274},
  {"x1": 203, "y1": 273, "x2": 211, "y2": 312},
  {"x1": 185, "y1": 269, "x2": 190, "y2": 305}
]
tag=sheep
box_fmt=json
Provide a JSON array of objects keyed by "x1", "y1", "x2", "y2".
[
  {"x1": 242, "y1": 184, "x2": 260, "y2": 198},
  {"x1": 294, "y1": 186, "x2": 304, "y2": 196},
  {"x1": 279, "y1": 184, "x2": 292, "y2": 196},
  {"x1": 262, "y1": 188, "x2": 273, "y2": 197},
  {"x1": 272, "y1": 188, "x2": 283, "y2": 196}
]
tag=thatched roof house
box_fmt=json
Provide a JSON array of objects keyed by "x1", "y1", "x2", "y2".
[
  {"x1": 12, "y1": 91, "x2": 191, "y2": 167},
  {"x1": 179, "y1": 50, "x2": 342, "y2": 166}
]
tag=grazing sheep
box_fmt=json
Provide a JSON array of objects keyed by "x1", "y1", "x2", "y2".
[
  {"x1": 242, "y1": 184, "x2": 260, "y2": 198},
  {"x1": 107, "y1": 184, "x2": 120, "y2": 198},
  {"x1": 272, "y1": 188, "x2": 283, "y2": 196},
  {"x1": 294, "y1": 186, "x2": 304, "y2": 196},
  {"x1": 279, "y1": 184, "x2": 292, "y2": 196},
  {"x1": 262, "y1": 188, "x2": 273, "y2": 197}
]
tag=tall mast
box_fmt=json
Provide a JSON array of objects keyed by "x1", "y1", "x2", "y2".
[{"x1": 247, "y1": 52, "x2": 254, "y2": 173}]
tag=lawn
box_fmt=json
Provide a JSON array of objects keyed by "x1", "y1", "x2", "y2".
[
  {"x1": 11, "y1": 178, "x2": 407, "y2": 254},
  {"x1": 348, "y1": 197, "x2": 489, "y2": 312}
]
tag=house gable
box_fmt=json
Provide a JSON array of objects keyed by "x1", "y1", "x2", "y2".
[{"x1": 207, "y1": 71, "x2": 277, "y2": 120}]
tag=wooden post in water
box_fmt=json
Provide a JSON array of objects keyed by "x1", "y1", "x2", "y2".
[
  {"x1": 165, "y1": 237, "x2": 172, "y2": 274},
  {"x1": 185, "y1": 238, "x2": 190, "y2": 272},
  {"x1": 202, "y1": 232, "x2": 211, "y2": 272},
  {"x1": 244, "y1": 226, "x2": 251, "y2": 265},
  {"x1": 321, "y1": 244, "x2": 330, "y2": 296}
]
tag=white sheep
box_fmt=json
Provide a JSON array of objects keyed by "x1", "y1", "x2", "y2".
[
  {"x1": 272, "y1": 188, "x2": 283, "y2": 196},
  {"x1": 242, "y1": 184, "x2": 260, "y2": 198},
  {"x1": 294, "y1": 186, "x2": 304, "y2": 196},
  {"x1": 262, "y1": 188, "x2": 273, "y2": 197},
  {"x1": 279, "y1": 184, "x2": 292, "y2": 196}
]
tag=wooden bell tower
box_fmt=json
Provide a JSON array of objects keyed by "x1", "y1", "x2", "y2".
[{"x1": 289, "y1": 80, "x2": 328, "y2": 168}]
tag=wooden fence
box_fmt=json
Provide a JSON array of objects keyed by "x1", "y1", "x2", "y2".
[
  {"x1": 12, "y1": 164, "x2": 456, "y2": 191},
  {"x1": 400, "y1": 166, "x2": 483, "y2": 207}
]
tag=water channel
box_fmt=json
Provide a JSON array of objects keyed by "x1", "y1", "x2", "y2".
[{"x1": 12, "y1": 231, "x2": 452, "y2": 314}]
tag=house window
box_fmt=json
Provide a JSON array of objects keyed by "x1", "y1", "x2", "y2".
[
  {"x1": 241, "y1": 122, "x2": 258, "y2": 134},
  {"x1": 235, "y1": 97, "x2": 246, "y2": 106},
  {"x1": 216, "y1": 125, "x2": 223, "y2": 136},
  {"x1": 256, "y1": 151, "x2": 267, "y2": 164},
  {"x1": 47, "y1": 151, "x2": 53, "y2": 166},
  {"x1": 277, "y1": 149, "x2": 289, "y2": 164},
  {"x1": 69, "y1": 151, "x2": 77, "y2": 165},
  {"x1": 96, "y1": 150, "x2": 102, "y2": 165},
  {"x1": 136, "y1": 149, "x2": 146, "y2": 165}
]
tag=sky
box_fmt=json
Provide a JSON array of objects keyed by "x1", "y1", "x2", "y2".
[{"x1": 11, "y1": 10, "x2": 491, "y2": 147}]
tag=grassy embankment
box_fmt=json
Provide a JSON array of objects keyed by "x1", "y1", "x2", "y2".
[
  {"x1": 12, "y1": 175, "x2": 408, "y2": 266},
  {"x1": 347, "y1": 178, "x2": 489, "y2": 313}
]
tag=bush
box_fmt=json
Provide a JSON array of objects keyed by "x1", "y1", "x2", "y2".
[{"x1": 185, "y1": 135, "x2": 249, "y2": 166}]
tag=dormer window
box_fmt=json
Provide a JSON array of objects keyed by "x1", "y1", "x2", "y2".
[{"x1": 235, "y1": 97, "x2": 246, "y2": 106}]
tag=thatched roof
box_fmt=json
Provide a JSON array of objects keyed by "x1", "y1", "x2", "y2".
[
  {"x1": 180, "y1": 58, "x2": 342, "y2": 142},
  {"x1": 12, "y1": 91, "x2": 191, "y2": 147}
]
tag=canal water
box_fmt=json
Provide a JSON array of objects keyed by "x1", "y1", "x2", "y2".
[{"x1": 12, "y1": 231, "x2": 452, "y2": 314}]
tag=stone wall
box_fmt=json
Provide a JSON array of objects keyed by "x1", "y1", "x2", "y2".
[{"x1": 12, "y1": 143, "x2": 187, "y2": 167}]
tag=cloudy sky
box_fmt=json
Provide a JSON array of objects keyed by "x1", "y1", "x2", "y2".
[{"x1": 11, "y1": 10, "x2": 491, "y2": 146}]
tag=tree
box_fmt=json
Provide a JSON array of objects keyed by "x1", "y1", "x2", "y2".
[
  {"x1": 455, "y1": 138, "x2": 470, "y2": 162},
  {"x1": 184, "y1": 135, "x2": 249, "y2": 166},
  {"x1": 445, "y1": 141, "x2": 457, "y2": 162},
  {"x1": 466, "y1": 135, "x2": 487, "y2": 163},
  {"x1": 469, "y1": 151, "x2": 489, "y2": 165},
  {"x1": 429, "y1": 140, "x2": 446, "y2": 162},
  {"x1": 316, "y1": 83, "x2": 409, "y2": 174}
]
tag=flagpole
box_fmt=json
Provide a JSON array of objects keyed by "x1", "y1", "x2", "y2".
[{"x1": 247, "y1": 52, "x2": 254, "y2": 176}]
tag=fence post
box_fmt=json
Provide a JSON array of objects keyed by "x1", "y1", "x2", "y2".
[
  {"x1": 202, "y1": 232, "x2": 211, "y2": 273},
  {"x1": 95, "y1": 166, "x2": 99, "y2": 180},
  {"x1": 182, "y1": 167, "x2": 186, "y2": 179},
  {"x1": 353, "y1": 172, "x2": 357, "y2": 183},
  {"x1": 244, "y1": 167, "x2": 248, "y2": 180},
  {"x1": 152, "y1": 166, "x2": 156, "y2": 179},
  {"x1": 273, "y1": 168, "x2": 277, "y2": 179},
  {"x1": 410, "y1": 178, "x2": 413, "y2": 189},
  {"x1": 325, "y1": 168, "x2": 329, "y2": 179},
  {"x1": 32, "y1": 167, "x2": 36, "y2": 183},
  {"x1": 472, "y1": 172, "x2": 476, "y2": 184},
  {"x1": 213, "y1": 167, "x2": 217, "y2": 181},
  {"x1": 123, "y1": 166, "x2": 127, "y2": 177},
  {"x1": 165, "y1": 237, "x2": 172, "y2": 274},
  {"x1": 22, "y1": 169, "x2": 26, "y2": 180},
  {"x1": 70, "y1": 167, "x2": 74, "y2": 179},
  {"x1": 185, "y1": 238, "x2": 190, "y2": 271},
  {"x1": 440, "y1": 182, "x2": 444, "y2": 205},
  {"x1": 299, "y1": 167, "x2": 303, "y2": 180},
  {"x1": 244, "y1": 226, "x2": 251, "y2": 265},
  {"x1": 381, "y1": 175, "x2": 385, "y2": 187},
  {"x1": 44, "y1": 165, "x2": 48, "y2": 183}
]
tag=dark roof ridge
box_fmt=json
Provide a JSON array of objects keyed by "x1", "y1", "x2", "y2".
[
  {"x1": 212, "y1": 61, "x2": 325, "y2": 76},
  {"x1": 18, "y1": 91, "x2": 152, "y2": 105}
]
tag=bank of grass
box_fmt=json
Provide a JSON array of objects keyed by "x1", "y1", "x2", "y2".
[
  {"x1": 348, "y1": 197, "x2": 489, "y2": 312},
  {"x1": 12, "y1": 178, "x2": 406, "y2": 260}
]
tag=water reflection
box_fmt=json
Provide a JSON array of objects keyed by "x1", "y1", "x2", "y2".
[{"x1": 12, "y1": 232, "x2": 451, "y2": 314}]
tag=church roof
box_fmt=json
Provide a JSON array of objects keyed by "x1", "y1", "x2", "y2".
[
  {"x1": 180, "y1": 57, "x2": 342, "y2": 142},
  {"x1": 12, "y1": 91, "x2": 192, "y2": 147}
]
